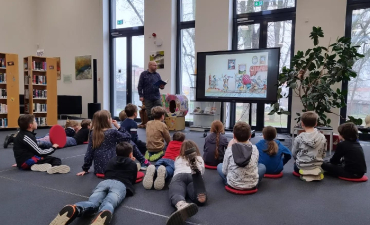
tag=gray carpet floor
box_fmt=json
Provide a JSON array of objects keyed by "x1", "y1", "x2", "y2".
[{"x1": 0, "y1": 128, "x2": 369, "y2": 225}]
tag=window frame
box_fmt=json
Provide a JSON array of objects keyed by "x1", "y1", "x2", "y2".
[
  {"x1": 231, "y1": 0, "x2": 296, "y2": 133},
  {"x1": 176, "y1": 0, "x2": 196, "y2": 125},
  {"x1": 340, "y1": 0, "x2": 370, "y2": 124},
  {"x1": 109, "y1": 0, "x2": 145, "y2": 117}
]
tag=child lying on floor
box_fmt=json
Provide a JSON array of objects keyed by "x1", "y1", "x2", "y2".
[
  {"x1": 143, "y1": 132, "x2": 185, "y2": 190},
  {"x1": 38, "y1": 119, "x2": 92, "y2": 149},
  {"x1": 49, "y1": 142, "x2": 138, "y2": 225}
]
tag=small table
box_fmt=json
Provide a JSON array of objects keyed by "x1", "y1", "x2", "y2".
[{"x1": 292, "y1": 127, "x2": 334, "y2": 156}]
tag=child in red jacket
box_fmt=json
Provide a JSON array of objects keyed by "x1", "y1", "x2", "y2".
[{"x1": 143, "y1": 132, "x2": 185, "y2": 190}]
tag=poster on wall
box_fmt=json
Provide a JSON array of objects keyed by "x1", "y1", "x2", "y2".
[
  {"x1": 55, "y1": 57, "x2": 61, "y2": 80},
  {"x1": 75, "y1": 55, "x2": 92, "y2": 80},
  {"x1": 150, "y1": 51, "x2": 164, "y2": 69},
  {"x1": 228, "y1": 59, "x2": 236, "y2": 70},
  {"x1": 63, "y1": 74, "x2": 72, "y2": 83}
]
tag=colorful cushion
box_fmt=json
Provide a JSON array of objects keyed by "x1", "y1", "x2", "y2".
[
  {"x1": 83, "y1": 141, "x2": 89, "y2": 144},
  {"x1": 96, "y1": 172, "x2": 145, "y2": 184},
  {"x1": 264, "y1": 172, "x2": 283, "y2": 178},
  {"x1": 205, "y1": 164, "x2": 217, "y2": 170},
  {"x1": 338, "y1": 175, "x2": 368, "y2": 182},
  {"x1": 293, "y1": 171, "x2": 300, "y2": 177},
  {"x1": 49, "y1": 125, "x2": 67, "y2": 148},
  {"x1": 225, "y1": 185, "x2": 258, "y2": 195}
]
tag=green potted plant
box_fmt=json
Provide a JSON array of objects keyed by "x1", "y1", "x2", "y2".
[{"x1": 270, "y1": 27, "x2": 364, "y2": 127}]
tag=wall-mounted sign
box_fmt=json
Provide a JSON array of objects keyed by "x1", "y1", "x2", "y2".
[
  {"x1": 7, "y1": 61, "x2": 14, "y2": 66},
  {"x1": 49, "y1": 65, "x2": 54, "y2": 70},
  {"x1": 117, "y1": 20, "x2": 123, "y2": 25}
]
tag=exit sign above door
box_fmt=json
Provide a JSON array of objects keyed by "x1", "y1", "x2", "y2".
[{"x1": 254, "y1": 1, "x2": 263, "y2": 6}]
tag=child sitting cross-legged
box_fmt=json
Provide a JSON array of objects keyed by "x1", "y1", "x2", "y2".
[
  {"x1": 143, "y1": 131, "x2": 185, "y2": 190},
  {"x1": 119, "y1": 103, "x2": 147, "y2": 155},
  {"x1": 13, "y1": 115, "x2": 70, "y2": 174},
  {"x1": 217, "y1": 121, "x2": 266, "y2": 190},
  {"x1": 203, "y1": 120, "x2": 228, "y2": 166},
  {"x1": 293, "y1": 111, "x2": 327, "y2": 181},
  {"x1": 167, "y1": 140, "x2": 206, "y2": 225},
  {"x1": 256, "y1": 126, "x2": 292, "y2": 174},
  {"x1": 49, "y1": 142, "x2": 138, "y2": 225},
  {"x1": 322, "y1": 122, "x2": 367, "y2": 179},
  {"x1": 145, "y1": 106, "x2": 171, "y2": 161},
  {"x1": 77, "y1": 110, "x2": 148, "y2": 175}
]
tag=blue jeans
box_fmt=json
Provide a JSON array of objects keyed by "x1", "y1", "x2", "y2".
[
  {"x1": 155, "y1": 158, "x2": 175, "y2": 181},
  {"x1": 75, "y1": 179, "x2": 126, "y2": 216},
  {"x1": 217, "y1": 163, "x2": 266, "y2": 186},
  {"x1": 38, "y1": 137, "x2": 77, "y2": 149}
]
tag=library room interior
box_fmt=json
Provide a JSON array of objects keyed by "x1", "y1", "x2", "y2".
[{"x1": 0, "y1": 0, "x2": 370, "y2": 225}]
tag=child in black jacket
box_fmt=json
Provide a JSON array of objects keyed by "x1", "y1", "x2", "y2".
[
  {"x1": 322, "y1": 122, "x2": 367, "y2": 178},
  {"x1": 50, "y1": 142, "x2": 138, "y2": 225},
  {"x1": 13, "y1": 115, "x2": 70, "y2": 174}
]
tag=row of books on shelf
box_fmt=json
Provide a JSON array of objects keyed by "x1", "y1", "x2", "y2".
[
  {"x1": 0, "y1": 118, "x2": 7, "y2": 128},
  {"x1": 24, "y1": 90, "x2": 47, "y2": 99},
  {"x1": 0, "y1": 73, "x2": 6, "y2": 83},
  {"x1": 36, "y1": 117, "x2": 47, "y2": 126},
  {"x1": 32, "y1": 61, "x2": 46, "y2": 71},
  {"x1": 25, "y1": 103, "x2": 47, "y2": 113},
  {"x1": 0, "y1": 89, "x2": 7, "y2": 98},
  {"x1": 0, "y1": 104, "x2": 7, "y2": 113},
  {"x1": 0, "y1": 58, "x2": 5, "y2": 68},
  {"x1": 24, "y1": 75, "x2": 47, "y2": 85}
]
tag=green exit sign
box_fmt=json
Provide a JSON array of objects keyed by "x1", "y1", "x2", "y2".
[
  {"x1": 117, "y1": 20, "x2": 123, "y2": 25},
  {"x1": 254, "y1": 1, "x2": 263, "y2": 6}
]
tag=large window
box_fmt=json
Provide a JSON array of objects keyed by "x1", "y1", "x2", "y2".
[
  {"x1": 177, "y1": 0, "x2": 196, "y2": 122},
  {"x1": 110, "y1": 0, "x2": 145, "y2": 117},
  {"x1": 233, "y1": 0, "x2": 295, "y2": 132},
  {"x1": 342, "y1": 1, "x2": 370, "y2": 125}
]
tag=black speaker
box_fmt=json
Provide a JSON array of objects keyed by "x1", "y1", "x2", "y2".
[
  {"x1": 88, "y1": 103, "x2": 101, "y2": 119},
  {"x1": 88, "y1": 59, "x2": 101, "y2": 118}
]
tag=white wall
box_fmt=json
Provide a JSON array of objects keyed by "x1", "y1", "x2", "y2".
[
  {"x1": 293, "y1": 0, "x2": 347, "y2": 132},
  {"x1": 0, "y1": 0, "x2": 37, "y2": 87},
  {"x1": 144, "y1": 0, "x2": 177, "y2": 95},
  {"x1": 36, "y1": 0, "x2": 105, "y2": 118}
]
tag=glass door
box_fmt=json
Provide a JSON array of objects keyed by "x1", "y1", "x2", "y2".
[{"x1": 112, "y1": 35, "x2": 144, "y2": 117}]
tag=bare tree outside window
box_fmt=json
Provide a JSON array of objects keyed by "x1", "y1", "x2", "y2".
[
  {"x1": 347, "y1": 8, "x2": 370, "y2": 125},
  {"x1": 237, "y1": 0, "x2": 294, "y2": 14},
  {"x1": 115, "y1": 0, "x2": 144, "y2": 28},
  {"x1": 180, "y1": 0, "x2": 196, "y2": 122}
]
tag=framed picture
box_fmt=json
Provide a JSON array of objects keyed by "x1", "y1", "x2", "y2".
[
  {"x1": 228, "y1": 59, "x2": 236, "y2": 70},
  {"x1": 260, "y1": 56, "x2": 266, "y2": 65},
  {"x1": 238, "y1": 64, "x2": 246, "y2": 74},
  {"x1": 150, "y1": 51, "x2": 165, "y2": 69},
  {"x1": 55, "y1": 57, "x2": 61, "y2": 80},
  {"x1": 75, "y1": 55, "x2": 92, "y2": 80}
]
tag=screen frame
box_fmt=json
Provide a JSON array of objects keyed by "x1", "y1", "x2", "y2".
[{"x1": 196, "y1": 48, "x2": 281, "y2": 103}]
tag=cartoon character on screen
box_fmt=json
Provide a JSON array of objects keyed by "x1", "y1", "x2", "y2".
[
  {"x1": 209, "y1": 74, "x2": 212, "y2": 87},
  {"x1": 211, "y1": 75, "x2": 218, "y2": 89},
  {"x1": 242, "y1": 74, "x2": 252, "y2": 90},
  {"x1": 223, "y1": 75, "x2": 230, "y2": 92},
  {"x1": 236, "y1": 76, "x2": 244, "y2": 91}
]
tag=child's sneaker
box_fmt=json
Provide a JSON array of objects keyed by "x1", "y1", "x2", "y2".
[
  {"x1": 140, "y1": 159, "x2": 151, "y2": 171},
  {"x1": 154, "y1": 165, "x2": 166, "y2": 190},
  {"x1": 49, "y1": 205, "x2": 78, "y2": 225},
  {"x1": 47, "y1": 165, "x2": 71, "y2": 174},
  {"x1": 90, "y1": 210, "x2": 112, "y2": 225},
  {"x1": 300, "y1": 174, "x2": 324, "y2": 182},
  {"x1": 299, "y1": 168, "x2": 323, "y2": 176},
  {"x1": 31, "y1": 163, "x2": 52, "y2": 172},
  {"x1": 3, "y1": 134, "x2": 14, "y2": 148},
  {"x1": 143, "y1": 165, "x2": 156, "y2": 189},
  {"x1": 166, "y1": 201, "x2": 198, "y2": 225},
  {"x1": 185, "y1": 147, "x2": 200, "y2": 174}
]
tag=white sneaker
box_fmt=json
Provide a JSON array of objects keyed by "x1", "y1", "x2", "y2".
[
  {"x1": 31, "y1": 163, "x2": 52, "y2": 172},
  {"x1": 167, "y1": 201, "x2": 198, "y2": 225},
  {"x1": 154, "y1": 165, "x2": 166, "y2": 190},
  {"x1": 47, "y1": 165, "x2": 71, "y2": 174},
  {"x1": 143, "y1": 165, "x2": 155, "y2": 190}
]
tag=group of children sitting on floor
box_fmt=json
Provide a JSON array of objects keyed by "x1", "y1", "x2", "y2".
[{"x1": 9, "y1": 105, "x2": 367, "y2": 225}]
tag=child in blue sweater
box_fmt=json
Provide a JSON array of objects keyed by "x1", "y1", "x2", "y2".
[
  {"x1": 119, "y1": 104, "x2": 147, "y2": 155},
  {"x1": 255, "y1": 126, "x2": 292, "y2": 174}
]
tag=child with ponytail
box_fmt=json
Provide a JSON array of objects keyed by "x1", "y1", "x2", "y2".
[
  {"x1": 255, "y1": 126, "x2": 292, "y2": 174},
  {"x1": 203, "y1": 120, "x2": 228, "y2": 166}
]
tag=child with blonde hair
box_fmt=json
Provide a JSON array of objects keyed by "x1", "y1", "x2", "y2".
[
  {"x1": 76, "y1": 110, "x2": 147, "y2": 175},
  {"x1": 167, "y1": 140, "x2": 206, "y2": 225},
  {"x1": 203, "y1": 120, "x2": 228, "y2": 166},
  {"x1": 256, "y1": 126, "x2": 291, "y2": 174}
]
